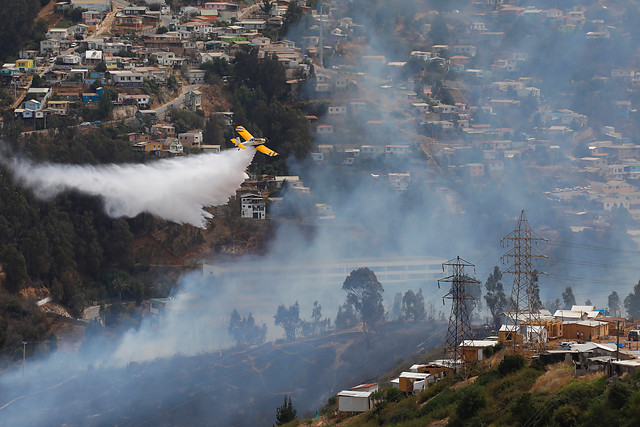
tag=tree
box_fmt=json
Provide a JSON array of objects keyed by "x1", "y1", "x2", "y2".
[
  {"x1": 0, "y1": 245, "x2": 29, "y2": 292},
  {"x1": 229, "y1": 309, "x2": 267, "y2": 346},
  {"x1": 608, "y1": 291, "x2": 621, "y2": 317},
  {"x1": 301, "y1": 300, "x2": 330, "y2": 337},
  {"x1": 545, "y1": 298, "x2": 561, "y2": 314},
  {"x1": 335, "y1": 301, "x2": 358, "y2": 330},
  {"x1": 562, "y1": 286, "x2": 576, "y2": 310},
  {"x1": 484, "y1": 266, "x2": 507, "y2": 328},
  {"x1": 275, "y1": 395, "x2": 297, "y2": 425},
  {"x1": 98, "y1": 88, "x2": 118, "y2": 120},
  {"x1": 342, "y1": 267, "x2": 385, "y2": 333},
  {"x1": 456, "y1": 387, "x2": 486, "y2": 420},
  {"x1": 401, "y1": 289, "x2": 426, "y2": 321},
  {"x1": 169, "y1": 107, "x2": 204, "y2": 134},
  {"x1": 274, "y1": 301, "x2": 301, "y2": 341},
  {"x1": 624, "y1": 281, "x2": 640, "y2": 319},
  {"x1": 259, "y1": 0, "x2": 274, "y2": 16},
  {"x1": 281, "y1": 0, "x2": 305, "y2": 37},
  {"x1": 167, "y1": 73, "x2": 178, "y2": 91}
]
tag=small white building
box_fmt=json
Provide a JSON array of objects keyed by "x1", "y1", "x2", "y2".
[
  {"x1": 241, "y1": 194, "x2": 266, "y2": 219},
  {"x1": 396, "y1": 372, "x2": 432, "y2": 393},
  {"x1": 337, "y1": 390, "x2": 372, "y2": 412}
]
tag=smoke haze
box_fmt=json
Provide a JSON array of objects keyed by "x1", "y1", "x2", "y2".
[{"x1": 0, "y1": 149, "x2": 254, "y2": 228}]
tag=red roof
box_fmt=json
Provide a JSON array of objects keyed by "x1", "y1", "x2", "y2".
[{"x1": 351, "y1": 383, "x2": 379, "y2": 390}]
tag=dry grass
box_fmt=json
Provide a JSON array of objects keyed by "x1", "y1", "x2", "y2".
[
  {"x1": 530, "y1": 363, "x2": 574, "y2": 394},
  {"x1": 531, "y1": 363, "x2": 605, "y2": 395},
  {"x1": 576, "y1": 371, "x2": 606, "y2": 383}
]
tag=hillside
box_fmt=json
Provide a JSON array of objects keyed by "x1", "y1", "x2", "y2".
[
  {"x1": 311, "y1": 354, "x2": 640, "y2": 427},
  {"x1": 0, "y1": 320, "x2": 446, "y2": 426}
]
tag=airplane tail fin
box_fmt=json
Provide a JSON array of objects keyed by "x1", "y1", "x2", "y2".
[{"x1": 231, "y1": 137, "x2": 247, "y2": 149}]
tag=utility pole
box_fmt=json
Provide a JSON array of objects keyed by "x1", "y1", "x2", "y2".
[
  {"x1": 617, "y1": 320, "x2": 620, "y2": 361},
  {"x1": 318, "y1": 1, "x2": 323, "y2": 68},
  {"x1": 22, "y1": 341, "x2": 27, "y2": 381},
  {"x1": 501, "y1": 210, "x2": 547, "y2": 353},
  {"x1": 438, "y1": 256, "x2": 479, "y2": 374}
]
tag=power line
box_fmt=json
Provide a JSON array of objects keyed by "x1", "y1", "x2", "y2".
[{"x1": 547, "y1": 240, "x2": 640, "y2": 256}]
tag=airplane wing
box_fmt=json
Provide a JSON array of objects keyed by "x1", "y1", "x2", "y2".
[
  {"x1": 256, "y1": 144, "x2": 278, "y2": 157},
  {"x1": 231, "y1": 137, "x2": 247, "y2": 149},
  {"x1": 235, "y1": 126, "x2": 254, "y2": 142}
]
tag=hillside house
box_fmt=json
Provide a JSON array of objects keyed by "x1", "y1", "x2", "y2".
[
  {"x1": 397, "y1": 372, "x2": 431, "y2": 393},
  {"x1": 40, "y1": 39, "x2": 61, "y2": 55},
  {"x1": 350, "y1": 383, "x2": 379, "y2": 393},
  {"x1": 184, "y1": 90, "x2": 202, "y2": 111},
  {"x1": 337, "y1": 391, "x2": 372, "y2": 412},
  {"x1": 498, "y1": 324, "x2": 524, "y2": 344},
  {"x1": 460, "y1": 340, "x2": 497, "y2": 362},
  {"x1": 134, "y1": 141, "x2": 163, "y2": 153},
  {"x1": 110, "y1": 70, "x2": 144, "y2": 87},
  {"x1": 563, "y1": 320, "x2": 609, "y2": 341},
  {"x1": 241, "y1": 194, "x2": 266, "y2": 219},
  {"x1": 412, "y1": 361, "x2": 454, "y2": 379},
  {"x1": 186, "y1": 69, "x2": 206, "y2": 84},
  {"x1": 178, "y1": 130, "x2": 203, "y2": 148},
  {"x1": 316, "y1": 125, "x2": 333, "y2": 135}
]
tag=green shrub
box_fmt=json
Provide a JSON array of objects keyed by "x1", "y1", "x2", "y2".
[
  {"x1": 608, "y1": 381, "x2": 634, "y2": 409},
  {"x1": 381, "y1": 402, "x2": 417, "y2": 425},
  {"x1": 498, "y1": 354, "x2": 527, "y2": 376},
  {"x1": 475, "y1": 369, "x2": 500, "y2": 386},
  {"x1": 455, "y1": 386, "x2": 486, "y2": 419},
  {"x1": 419, "y1": 389, "x2": 457, "y2": 416},
  {"x1": 553, "y1": 404, "x2": 580, "y2": 427}
]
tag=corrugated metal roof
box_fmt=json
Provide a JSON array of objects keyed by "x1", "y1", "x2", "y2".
[{"x1": 338, "y1": 390, "x2": 372, "y2": 398}]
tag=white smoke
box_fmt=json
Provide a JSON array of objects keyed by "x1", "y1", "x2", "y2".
[{"x1": 1, "y1": 149, "x2": 255, "y2": 228}]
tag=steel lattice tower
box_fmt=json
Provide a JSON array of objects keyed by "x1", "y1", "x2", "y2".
[
  {"x1": 438, "y1": 256, "x2": 479, "y2": 371},
  {"x1": 501, "y1": 210, "x2": 547, "y2": 351}
]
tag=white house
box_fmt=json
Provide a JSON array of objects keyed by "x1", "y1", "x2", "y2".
[
  {"x1": 199, "y1": 52, "x2": 230, "y2": 64},
  {"x1": 40, "y1": 39, "x2": 61, "y2": 55},
  {"x1": 337, "y1": 390, "x2": 372, "y2": 412},
  {"x1": 241, "y1": 194, "x2": 266, "y2": 219},
  {"x1": 47, "y1": 28, "x2": 70, "y2": 40},
  {"x1": 109, "y1": 70, "x2": 144, "y2": 87}
]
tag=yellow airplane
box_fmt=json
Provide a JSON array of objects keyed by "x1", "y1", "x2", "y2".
[{"x1": 231, "y1": 126, "x2": 278, "y2": 157}]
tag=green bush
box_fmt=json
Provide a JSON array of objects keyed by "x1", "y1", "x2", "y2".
[
  {"x1": 475, "y1": 369, "x2": 500, "y2": 386},
  {"x1": 419, "y1": 389, "x2": 457, "y2": 416},
  {"x1": 498, "y1": 354, "x2": 527, "y2": 376},
  {"x1": 455, "y1": 386, "x2": 486, "y2": 419},
  {"x1": 607, "y1": 381, "x2": 634, "y2": 409},
  {"x1": 553, "y1": 404, "x2": 580, "y2": 427}
]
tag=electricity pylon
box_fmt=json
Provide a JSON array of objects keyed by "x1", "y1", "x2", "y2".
[
  {"x1": 438, "y1": 256, "x2": 480, "y2": 372},
  {"x1": 501, "y1": 210, "x2": 547, "y2": 352}
]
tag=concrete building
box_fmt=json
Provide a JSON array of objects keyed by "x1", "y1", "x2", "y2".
[{"x1": 240, "y1": 194, "x2": 266, "y2": 219}]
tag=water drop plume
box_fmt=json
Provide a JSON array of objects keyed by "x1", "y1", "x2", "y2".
[{"x1": 0, "y1": 148, "x2": 255, "y2": 228}]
